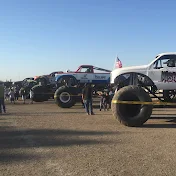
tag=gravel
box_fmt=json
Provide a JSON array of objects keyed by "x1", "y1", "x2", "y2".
[{"x1": 0, "y1": 100, "x2": 176, "y2": 176}]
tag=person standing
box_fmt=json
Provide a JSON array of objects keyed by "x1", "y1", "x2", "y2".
[
  {"x1": 14, "y1": 87, "x2": 19, "y2": 101},
  {"x1": 8, "y1": 89, "x2": 15, "y2": 104},
  {"x1": 0, "y1": 82, "x2": 6, "y2": 113},
  {"x1": 4, "y1": 87, "x2": 9, "y2": 101},
  {"x1": 29, "y1": 88, "x2": 34, "y2": 104},
  {"x1": 20, "y1": 87, "x2": 26, "y2": 104},
  {"x1": 99, "y1": 91, "x2": 106, "y2": 111},
  {"x1": 108, "y1": 88, "x2": 114, "y2": 109},
  {"x1": 82, "y1": 83, "x2": 94, "y2": 115},
  {"x1": 104, "y1": 92, "x2": 110, "y2": 111},
  {"x1": 0, "y1": 98, "x2": 1, "y2": 114}
]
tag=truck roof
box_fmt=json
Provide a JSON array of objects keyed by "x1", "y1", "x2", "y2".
[{"x1": 156, "y1": 52, "x2": 176, "y2": 58}]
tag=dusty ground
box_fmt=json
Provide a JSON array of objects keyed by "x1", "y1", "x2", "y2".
[{"x1": 0, "y1": 99, "x2": 176, "y2": 176}]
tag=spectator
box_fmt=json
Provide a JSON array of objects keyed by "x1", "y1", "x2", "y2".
[
  {"x1": 0, "y1": 100, "x2": 1, "y2": 114},
  {"x1": 99, "y1": 91, "x2": 106, "y2": 111},
  {"x1": 14, "y1": 88, "x2": 19, "y2": 101},
  {"x1": 0, "y1": 85, "x2": 2, "y2": 114},
  {"x1": 82, "y1": 83, "x2": 94, "y2": 115},
  {"x1": 104, "y1": 92, "x2": 110, "y2": 111},
  {"x1": 108, "y1": 88, "x2": 114, "y2": 109},
  {"x1": 29, "y1": 88, "x2": 34, "y2": 104},
  {"x1": 8, "y1": 89, "x2": 15, "y2": 104},
  {"x1": 4, "y1": 88, "x2": 9, "y2": 101},
  {"x1": 20, "y1": 87, "x2": 26, "y2": 104},
  {"x1": 0, "y1": 82, "x2": 6, "y2": 113},
  {"x1": 99, "y1": 91, "x2": 110, "y2": 111}
]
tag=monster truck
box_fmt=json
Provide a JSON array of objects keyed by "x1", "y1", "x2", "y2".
[
  {"x1": 55, "y1": 65, "x2": 111, "y2": 90},
  {"x1": 31, "y1": 72, "x2": 63, "y2": 102},
  {"x1": 31, "y1": 65, "x2": 111, "y2": 103},
  {"x1": 110, "y1": 53, "x2": 176, "y2": 127},
  {"x1": 54, "y1": 65, "x2": 111, "y2": 108}
]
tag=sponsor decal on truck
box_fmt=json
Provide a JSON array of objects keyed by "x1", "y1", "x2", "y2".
[
  {"x1": 94, "y1": 75, "x2": 106, "y2": 79},
  {"x1": 161, "y1": 71, "x2": 176, "y2": 83}
]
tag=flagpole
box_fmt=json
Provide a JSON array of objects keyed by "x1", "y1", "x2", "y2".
[
  {"x1": 113, "y1": 57, "x2": 115, "y2": 70},
  {"x1": 113, "y1": 55, "x2": 118, "y2": 69},
  {"x1": 113, "y1": 55, "x2": 117, "y2": 70}
]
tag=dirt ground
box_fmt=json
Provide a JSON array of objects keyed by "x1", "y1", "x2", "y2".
[{"x1": 0, "y1": 99, "x2": 176, "y2": 176}]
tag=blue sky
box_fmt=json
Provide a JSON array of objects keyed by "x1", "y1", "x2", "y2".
[{"x1": 1, "y1": 0, "x2": 176, "y2": 81}]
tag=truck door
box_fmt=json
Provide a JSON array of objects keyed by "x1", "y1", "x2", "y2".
[
  {"x1": 148, "y1": 55, "x2": 176, "y2": 90},
  {"x1": 76, "y1": 66, "x2": 93, "y2": 83}
]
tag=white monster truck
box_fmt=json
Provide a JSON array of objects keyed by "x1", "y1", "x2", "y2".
[
  {"x1": 110, "y1": 53, "x2": 176, "y2": 127},
  {"x1": 111, "y1": 53, "x2": 176, "y2": 102}
]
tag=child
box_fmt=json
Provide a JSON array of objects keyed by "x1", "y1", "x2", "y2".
[{"x1": 8, "y1": 89, "x2": 15, "y2": 104}]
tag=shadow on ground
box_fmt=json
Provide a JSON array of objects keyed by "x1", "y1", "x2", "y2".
[
  {"x1": 0, "y1": 127, "x2": 119, "y2": 150},
  {"x1": 142, "y1": 123, "x2": 176, "y2": 128},
  {"x1": 0, "y1": 125, "x2": 119, "y2": 163},
  {"x1": 151, "y1": 115, "x2": 176, "y2": 119},
  {"x1": 9, "y1": 111, "x2": 86, "y2": 117},
  {"x1": 0, "y1": 152, "x2": 41, "y2": 163},
  {"x1": 7, "y1": 107, "x2": 112, "y2": 117},
  {"x1": 142, "y1": 114, "x2": 176, "y2": 128}
]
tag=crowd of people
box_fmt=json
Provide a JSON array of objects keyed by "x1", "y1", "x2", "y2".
[
  {"x1": 0, "y1": 82, "x2": 34, "y2": 114},
  {"x1": 0, "y1": 81, "x2": 113, "y2": 115},
  {"x1": 82, "y1": 83, "x2": 114, "y2": 115}
]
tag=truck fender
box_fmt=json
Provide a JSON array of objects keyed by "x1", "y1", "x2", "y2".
[{"x1": 114, "y1": 72, "x2": 157, "y2": 91}]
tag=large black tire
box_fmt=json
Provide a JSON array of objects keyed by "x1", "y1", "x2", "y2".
[
  {"x1": 31, "y1": 85, "x2": 49, "y2": 102},
  {"x1": 57, "y1": 75, "x2": 78, "y2": 87},
  {"x1": 111, "y1": 85, "x2": 153, "y2": 127},
  {"x1": 54, "y1": 86, "x2": 78, "y2": 108},
  {"x1": 35, "y1": 76, "x2": 48, "y2": 87}
]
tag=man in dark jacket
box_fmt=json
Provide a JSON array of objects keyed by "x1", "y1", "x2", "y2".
[
  {"x1": 0, "y1": 82, "x2": 6, "y2": 113},
  {"x1": 82, "y1": 83, "x2": 94, "y2": 115}
]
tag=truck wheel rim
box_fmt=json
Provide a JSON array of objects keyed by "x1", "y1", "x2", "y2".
[{"x1": 59, "y1": 92, "x2": 71, "y2": 103}]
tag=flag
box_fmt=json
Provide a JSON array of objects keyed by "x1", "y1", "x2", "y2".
[{"x1": 115, "y1": 56, "x2": 122, "y2": 68}]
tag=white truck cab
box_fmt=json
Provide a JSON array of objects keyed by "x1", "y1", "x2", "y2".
[{"x1": 111, "y1": 53, "x2": 176, "y2": 90}]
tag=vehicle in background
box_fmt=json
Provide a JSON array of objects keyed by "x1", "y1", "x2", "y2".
[{"x1": 31, "y1": 65, "x2": 111, "y2": 104}]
